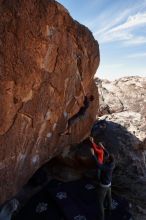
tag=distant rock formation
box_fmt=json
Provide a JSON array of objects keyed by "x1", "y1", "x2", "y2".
[
  {"x1": 96, "y1": 76, "x2": 146, "y2": 148},
  {"x1": 0, "y1": 0, "x2": 99, "y2": 204},
  {"x1": 97, "y1": 76, "x2": 146, "y2": 118}
]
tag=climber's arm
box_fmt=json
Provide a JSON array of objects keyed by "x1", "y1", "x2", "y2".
[
  {"x1": 90, "y1": 147, "x2": 99, "y2": 165},
  {"x1": 99, "y1": 142, "x2": 109, "y2": 158}
]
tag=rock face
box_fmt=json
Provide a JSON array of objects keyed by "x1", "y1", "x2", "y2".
[
  {"x1": 97, "y1": 76, "x2": 146, "y2": 117},
  {"x1": 96, "y1": 76, "x2": 146, "y2": 217},
  {"x1": 96, "y1": 76, "x2": 146, "y2": 148},
  {"x1": 0, "y1": 0, "x2": 99, "y2": 204}
]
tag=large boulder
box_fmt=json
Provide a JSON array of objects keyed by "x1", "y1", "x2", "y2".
[{"x1": 0, "y1": 0, "x2": 99, "y2": 204}]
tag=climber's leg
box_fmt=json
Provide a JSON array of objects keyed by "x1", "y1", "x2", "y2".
[
  {"x1": 105, "y1": 187, "x2": 112, "y2": 213},
  {"x1": 96, "y1": 185, "x2": 107, "y2": 220}
]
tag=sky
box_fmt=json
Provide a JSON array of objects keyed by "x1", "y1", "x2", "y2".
[{"x1": 57, "y1": 0, "x2": 146, "y2": 80}]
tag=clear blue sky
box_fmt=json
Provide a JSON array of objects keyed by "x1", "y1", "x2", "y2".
[{"x1": 57, "y1": 0, "x2": 146, "y2": 80}]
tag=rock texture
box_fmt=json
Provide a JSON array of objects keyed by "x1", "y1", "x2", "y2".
[
  {"x1": 0, "y1": 0, "x2": 99, "y2": 204},
  {"x1": 96, "y1": 76, "x2": 146, "y2": 148},
  {"x1": 96, "y1": 76, "x2": 146, "y2": 117}
]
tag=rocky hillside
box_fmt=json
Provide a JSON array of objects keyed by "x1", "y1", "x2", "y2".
[
  {"x1": 97, "y1": 76, "x2": 146, "y2": 117},
  {"x1": 0, "y1": 0, "x2": 99, "y2": 204}
]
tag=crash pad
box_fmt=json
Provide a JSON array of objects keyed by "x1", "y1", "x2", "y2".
[{"x1": 14, "y1": 178, "x2": 133, "y2": 220}]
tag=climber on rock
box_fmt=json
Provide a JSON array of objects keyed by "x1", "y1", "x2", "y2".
[{"x1": 60, "y1": 94, "x2": 94, "y2": 135}]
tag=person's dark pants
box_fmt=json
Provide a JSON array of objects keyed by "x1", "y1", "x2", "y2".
[{"x1": 96, "y1": 185, "x2": 112, "y2": 220}]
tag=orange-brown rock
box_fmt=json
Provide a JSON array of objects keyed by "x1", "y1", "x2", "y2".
[{"x1": 0, "y1": 0, "x2": 99, "y2": 204}]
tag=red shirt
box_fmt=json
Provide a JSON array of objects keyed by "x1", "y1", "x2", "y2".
[{"x1": 92, "y1": 143, "x2": 104, "y2": 164}]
